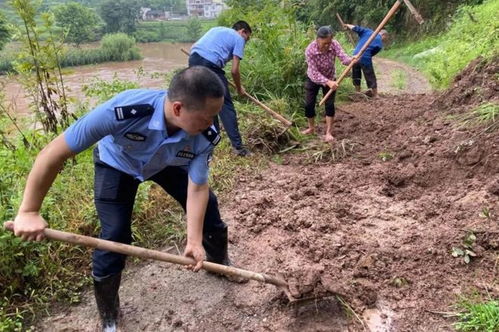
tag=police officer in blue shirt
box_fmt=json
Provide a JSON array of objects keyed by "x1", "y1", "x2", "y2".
[
  {"x1": 6, "y1": 66, "x2": 237, "y2": 331},
  {"x1": 189, "y1": 20, "x2": 252, "y2": 156},
  {"x1": 344, "y1": 24, "x2": 388, "y2": 99}
]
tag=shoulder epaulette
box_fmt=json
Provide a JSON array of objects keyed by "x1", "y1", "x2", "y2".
[
  {"x1": 202, "y1": 127, "x2": 221, "y2": 146},
  {"x1": 115, "y1": 104, "x2": 154, "y2": 121}
]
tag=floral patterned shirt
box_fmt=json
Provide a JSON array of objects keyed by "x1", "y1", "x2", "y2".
[{"x1": 305, "y1": 39, "x2": 352, "y2": 85}]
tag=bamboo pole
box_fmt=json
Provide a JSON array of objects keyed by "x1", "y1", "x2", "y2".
[
  {"x1": 319, "y1": 0, "x2": 403, "y2": 106},
  {"x1": 181, "y1": 48, "x2": 293, "y2": 127}
]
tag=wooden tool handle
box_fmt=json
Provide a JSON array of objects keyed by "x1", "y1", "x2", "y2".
[
  {"x1": 336, "y1": 13, "x2": 356, "y2": 47},
  {"x1": 181, "y1": 48, "x2": 292, "y2": 127},
  {"x1": 4, "y1": 223, "x2": 287, "y2": 287},
  {"x1": 402, "y1": 0, "x2": 424, "y2": 24},
  {"x1": 319, "y1": 0, "x2": 402, "y2": 106}
]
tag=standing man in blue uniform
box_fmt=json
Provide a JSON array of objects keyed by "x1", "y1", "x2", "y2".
[
  {"x1": 5, "y1": 67, "x2": 237, "y2": 331},
  {"x1": 344, "y1": 24, "x2": 388, "y2": 98},
  {"x1": 188, "y1": 20, "x2": 252, "y2": 156}
]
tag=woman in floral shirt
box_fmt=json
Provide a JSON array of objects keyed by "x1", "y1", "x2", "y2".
[{"x1": 302, "y1": 26, "x2": 356, "y2": 142}]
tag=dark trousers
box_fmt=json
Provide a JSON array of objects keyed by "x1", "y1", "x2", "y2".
[
  {"x1": 352, "y1": 63, "x2": 377, "y2": 89},
  {"x1": 188, "y1": 52, "x2": 243, "y2": 150},
  {"x1": 304, "y1": 78, "x2": 336, "y2": 118},
  {"x1": 92, "y1": 150, "x2": 226, "y2": 277}
]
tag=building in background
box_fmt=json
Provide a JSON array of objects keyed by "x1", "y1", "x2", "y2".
[
  {"x1": 141, "y1": 7, "x2": 170, "y2": 21},
  {"x1": 186, "y1": 0, "x2": 226, "y2": 18}
]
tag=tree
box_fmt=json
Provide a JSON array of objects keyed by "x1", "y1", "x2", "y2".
[
  {"x1": 186, "y1": 17, "x2": 201, "y2": 42},
  {"x1": 53, "y1": 2, "x2": 101, "y2": 47},
  {"x1": 0, "y1": 11, "x2": 10, "y2": 51},
  {"x1": 100, "y1": 0, "x2": 141, "y2": 35}
]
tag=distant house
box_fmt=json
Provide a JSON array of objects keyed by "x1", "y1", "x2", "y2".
[
  {"x1": 140, "y1": 7, "x2": 170, "y2": 21},
  {"x1": 186, "y1": 0, "x2": 226, "y2": 18}
]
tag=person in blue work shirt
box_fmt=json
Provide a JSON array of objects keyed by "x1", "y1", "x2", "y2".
[
  {"x1": 5, "y1": 66, "x2": 241, "y2": 332},
  {"x1": 188, "y1": 20, "x2": 252, "y2": 156},
  {"x1": 344, "y1": 24, "x2": 388, "y2": 98}
]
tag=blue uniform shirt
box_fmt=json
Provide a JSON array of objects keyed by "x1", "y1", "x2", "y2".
[
  {"x1": 352, "y1": 26, "x2": 383, "y2": 66},
  {"x1": 64, "y1": 89, "x2": 215, "y2": 185},
  {"x1": 191, "y1": 27, "x2": 246, "y2": 68}
]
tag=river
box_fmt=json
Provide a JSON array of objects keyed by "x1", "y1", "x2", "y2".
[{"x1": 2, "y1": 42, "x2": 192, "y2": 115}]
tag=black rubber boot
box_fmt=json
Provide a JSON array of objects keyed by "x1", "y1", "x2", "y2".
[
  {"x1": 203, "y1": 226, "x2": 247, "y2": 283},
  {"x1": 203, "y1": 225, "x2": 230, "y2": 265},
  {"x1": 93, "y1": 272, "x2": 121, "y2": 332}
]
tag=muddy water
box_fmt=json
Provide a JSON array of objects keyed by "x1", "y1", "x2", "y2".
[{"x1": 2, "y1": 42, "x2": 192, "y2": 115}]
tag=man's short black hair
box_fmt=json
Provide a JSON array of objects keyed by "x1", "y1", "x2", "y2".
[
  {"x1": 168, "y1": 66, "x2": 224, "y2": 111},
  {"x1": 232, "y1": 20, "x2": 252, "y2": 34}
]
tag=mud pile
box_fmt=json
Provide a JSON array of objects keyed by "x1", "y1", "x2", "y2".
[
  {"x1": 227, "y1": 91, "x2": 498, "y2": 330},
  {"x1": 436, "y1": 55, "x2": 499, "y2": 111}
]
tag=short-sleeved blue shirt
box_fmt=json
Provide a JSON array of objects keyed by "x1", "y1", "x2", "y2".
[
  {"x1": 64, "y1": 89, "x2": 215, "y2": 185},
  {"x1": 353, "y1": 26, "x2": 383, "y2": 66},
  {"x1": 191, "y1": 27, "x2": 246, "y2": 68}
]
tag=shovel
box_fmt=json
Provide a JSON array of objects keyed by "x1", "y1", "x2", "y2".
[{"x1": 3, "y1": 223, "x2": 309, "y2": 303}]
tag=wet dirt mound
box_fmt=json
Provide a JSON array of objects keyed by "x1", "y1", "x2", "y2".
[
  {"x1": 435, "y1": 55, "x2": 499, "y2": 111},
  {"x1": 227, "y1": 92, "x2": 498, "y2": 330}
]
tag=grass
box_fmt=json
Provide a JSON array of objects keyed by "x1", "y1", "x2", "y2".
[
  {"x1": 455, "y1": 297, "x2": 499, "y2": 331},
  {"x1": 457, "y1": 102, "x2": 499, "y2": 132},
  {"x1": 383, "y1": 0, "x2": 499, "y2": 89},
  {"x1": 390, "y1": 69, "x2": 407, "y2": 90}
]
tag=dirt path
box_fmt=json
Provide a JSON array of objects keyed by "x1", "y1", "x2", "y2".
[
  {"x1": 37, "y1": 60, "x2": 498, "y2": 331},
  {"x1": 374, "y1": 58, "x2": 431, "y2": 95}
]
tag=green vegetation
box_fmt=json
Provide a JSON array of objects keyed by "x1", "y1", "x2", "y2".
[
  {"x1": 1, "y1": 33, "x2": 141, "y2": 73},
  {"x1": 10, "y1": 0, "x2": 71, "y2": 133},
  {"x1": 455, "y1": 296, "x2": 499, "y2": 331},
  {"x1": 383, "y1": 0, "x2": 498, "y2": 89},
  {"x1": 458, "y1": 103, "x2": 499, "y2": 131},
  {"x1": 134, "y1": 19, "x2": 216, "y2": 43},
  {"x1": 0, "y1": 10, "x2": 9, "y2": 50},
  {"x1": 390, "y1": 69, "x2": 407, "y2": 90},
  {"x1": 451, "y1": 232, "x2": 477, "y2": 264},
  {"x1": 99, "y1": 0, "x2": 141, "y2": 34},
  {"x1": 53, "y1": 1, "x2": 102, "y2": 46},
  {"x1": 378, "y1": 151, "x2": 394, "y2": 162},
  {"x1": 186, "y1": 16, "x2": 202, "y2": 42}
]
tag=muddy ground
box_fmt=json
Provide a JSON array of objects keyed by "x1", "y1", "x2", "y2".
[{"x1": 38, "y1": 59, "x2": 498, "y2": 331}]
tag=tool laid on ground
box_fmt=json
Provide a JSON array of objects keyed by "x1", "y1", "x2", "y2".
[
  {"x1": 4, "y1": 223, "x2": 316, "y2": 303},
  {"x1": 180, "y1": 48, "x2": 293, "y2": 128},
  {"x1": 320, "y1": 0, "x2": 424, "y2": 106}
]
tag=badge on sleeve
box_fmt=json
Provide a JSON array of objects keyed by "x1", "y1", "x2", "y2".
[{"x1": 115, "y1": 104, "x2": 154, "y2": 121}]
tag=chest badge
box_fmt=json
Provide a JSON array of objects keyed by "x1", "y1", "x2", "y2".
[
  {"x1": 176, "y1": 150, "x2": 195, "y2": 159},
  {"x1": 124, "y1": 132, "x2": 146, "y2": 141}
]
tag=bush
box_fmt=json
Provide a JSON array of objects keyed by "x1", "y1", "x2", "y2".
[
  {"x1": 101, "y1": 33, "x2": 141, "y2": 61},
  {"x1": 383, "y1": 0, "x2": 499, "y2": 89}
]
